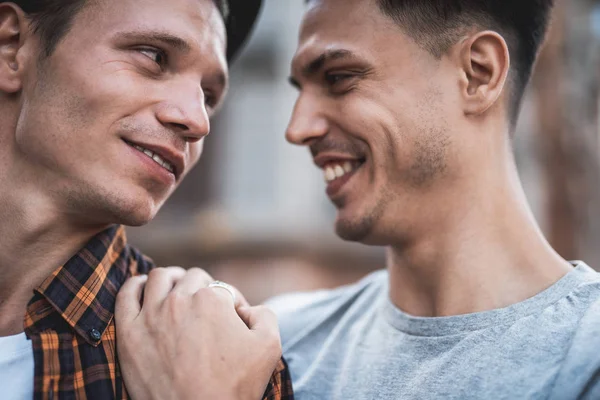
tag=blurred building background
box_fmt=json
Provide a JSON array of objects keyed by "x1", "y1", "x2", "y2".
[{"x1": 127, "y1": 0, "x2": 600, "y2": 304}]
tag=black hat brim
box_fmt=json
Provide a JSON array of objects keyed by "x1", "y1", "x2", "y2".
[{"x1": 225, "y1": 0, "x2": 263, "y2": 61}]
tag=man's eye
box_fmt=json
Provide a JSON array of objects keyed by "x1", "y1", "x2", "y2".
[
  {"x1": 204, "y1": 91, "x2": 218, "y2": 109},
  {"x1": 138, "y1": 48, "x2": 167, "y2": 67},
  {"x1": 325, "y1": 73, "x2": 352, "y2": 86}
]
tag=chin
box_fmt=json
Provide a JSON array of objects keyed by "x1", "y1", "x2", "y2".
[
  {"x1": 334, "y1": 213, "x2": 375, "y2": 243},
  {"x1": 77, "y1": 190, "x2": 162, "y2": 227},
  {"x1": 110, "y1": 198, "x2": 160, "y2": 227},
  {"x1": 116, "y1": 212, "x2": 155, "y2": 227},
  {"x1": 333, "y1": 198, "x2": 389, "y2": 244}
]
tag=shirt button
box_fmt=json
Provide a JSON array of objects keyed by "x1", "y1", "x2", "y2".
[{"x1": 89, "y1": 328, "x2": 102, "y2": 341}]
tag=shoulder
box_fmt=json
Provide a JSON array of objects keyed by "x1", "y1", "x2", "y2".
[
  {"x1": 549, "y1": 263, "x2": 600, "y2": 399},
  {"x1": 266, "y1": 270, "x2": 388, "y2": 347}
]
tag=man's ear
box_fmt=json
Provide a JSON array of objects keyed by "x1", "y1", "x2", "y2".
[
  {"x1": 457, "y1": 30, "x2": 510, "y2": 116},
  {"x1": 0, "y1": 4, "x2": 29, "y2": 94}
]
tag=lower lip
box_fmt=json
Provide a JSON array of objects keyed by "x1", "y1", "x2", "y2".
[
  {"x1": 326, "y1": 166, "x2": 361, "y2": 197},
  {"x1": 125, "y1": 142, "x2": 176, "y2": 185}
]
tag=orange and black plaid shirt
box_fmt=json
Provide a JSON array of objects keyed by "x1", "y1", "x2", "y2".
[{"x1": 23, "y1": 225, "x2": 294, "y2": 399}]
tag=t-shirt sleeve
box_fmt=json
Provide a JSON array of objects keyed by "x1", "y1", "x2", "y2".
[
  {"x1": 548, "y1": 296, "x2": 600, "y2": 400},
  {"x1": 265, "y1": 290, "x2": 339, "y2": 348}
]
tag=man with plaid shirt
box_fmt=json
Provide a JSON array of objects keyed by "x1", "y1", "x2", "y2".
[{"x1": 0, "y1": 0, "x2": 293, "y2": 399}]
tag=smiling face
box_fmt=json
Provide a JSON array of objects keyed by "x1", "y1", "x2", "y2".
[
  {"x1": 288, "y1": 0, "x2": 466, "y2": 245},
  {"x1": 7, "y1": 0, "x2": 227, "y2": 226}
]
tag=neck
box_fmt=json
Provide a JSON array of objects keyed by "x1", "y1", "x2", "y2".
[
  {"x1": 386, "y1": 144, "x2": 572, "y2": 318},
  {"x1": 0, "y1": 119, "x2": 108, "y2": 335},
  {"x1": 0, "y1": 194, "x2": 107, "y2": 336}
]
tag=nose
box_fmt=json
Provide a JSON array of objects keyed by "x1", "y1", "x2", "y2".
[
  {"x1": 155, "y1": 84, "x2": 211, "y2": 143},
  {"x1": 285, "y1": 94, "x2": 329, "y2": 146}
]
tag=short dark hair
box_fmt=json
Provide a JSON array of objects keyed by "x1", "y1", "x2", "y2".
[
  {"x1": 377, "y1": 0, "x2": 555, "y2": 123},
  {"x1": 306, "y1": 0, "x2": 554, "y2": 124},
  {"x1": 2, "y1": 0, "x2": 230, "y2": 58}
]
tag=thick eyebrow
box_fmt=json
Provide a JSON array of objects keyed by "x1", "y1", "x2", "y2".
[
  {"x1": 289, "y1": 49, "x2": 356, "y2": 89},
  {"x1": 117, "y1": 29, "x2": 228, "y2": 89},
  {"x1": 117, "y1": 30, "x2": 192, "y2": 54}
]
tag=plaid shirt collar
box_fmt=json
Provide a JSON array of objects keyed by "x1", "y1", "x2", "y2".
[
  {"x1": 22, "y1": 224, "x2": 295, "y2": 400},
  {"x1": 24, "y1": 224, "x2": 132, "y2": 345}
]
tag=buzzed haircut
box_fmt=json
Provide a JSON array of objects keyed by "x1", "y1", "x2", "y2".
[
  {"x1": 2, "y1": 0, "x2": 230, "y2": 58},
  {"x1": 377, "y1": 0, "x2": 555, "y2": 124},
  {"x1": 307, "y1": 0, "x2": 555, "y2": 124}
]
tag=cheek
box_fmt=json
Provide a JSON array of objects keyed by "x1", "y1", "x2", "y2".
[{"x1": 52, "y1": 46, "x2": 155, "y2": 121}]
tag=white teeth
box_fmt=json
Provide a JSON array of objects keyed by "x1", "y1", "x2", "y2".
[
  {"x1": 162, "y1": 160, "x2": 174, "y2": 173},
  {"x1": 325, "y1": 167, "x2": 336, "y2": 182},
  {"x1": 323, "y1": 161, "x2": 360, "y2": 183},
  {"x1": 343, "y1": 162, "x2": 352, "y2": 173},
  {"x1": 129, "y1": 142, "x2": 175, "y2": 174}
]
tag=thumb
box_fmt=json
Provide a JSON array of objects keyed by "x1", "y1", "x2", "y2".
[{"x1": 237, "y1": 305, "x2": 280, "y2": 336}]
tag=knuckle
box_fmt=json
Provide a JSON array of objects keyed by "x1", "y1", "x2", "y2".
[
  {"x1": 187, "y1": 267, "x2": 213, "y2": 282},
  {"x1": 164, "y1": 265, "x2": 186, "y2": 274},
  {"x1": 147, "y1": 267, "x2": 168, "y2": 281},
  {"x1": 193, "y1": 287, "x2": 217, "y2": 303},
  {"x1": 165, "y1": 290, "x2": 187, "y2": 311},
  {"x1": 119, "y1": 275, "x2": 143, "y2": 293},
  {"x1": 193, "y1": 287, "x2": 226, "y2": 311},
  {"x1": 256, "y1": 305, "x2": 274, "y2": 317}
]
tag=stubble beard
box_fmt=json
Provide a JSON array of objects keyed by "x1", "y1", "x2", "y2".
[{"x1": 334, "y1": 125, "x2": 450, "y2": 245}]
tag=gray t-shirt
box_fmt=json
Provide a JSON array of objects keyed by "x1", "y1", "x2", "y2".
[{"x1": 268, "y1": 262, "x2": 600, "y2": 400}]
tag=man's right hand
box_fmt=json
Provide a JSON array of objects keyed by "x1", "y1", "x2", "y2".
[{"x1": 115, "y1": 267, "x2": 283, "y2": 400}]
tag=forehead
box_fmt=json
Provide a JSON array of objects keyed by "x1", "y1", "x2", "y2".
[
  {"x1": 70, "y1": 0, "x2": 227, "y2": 65},
  {"x1": 293, "y1": 0, "x2": 410, "y2": 71}
]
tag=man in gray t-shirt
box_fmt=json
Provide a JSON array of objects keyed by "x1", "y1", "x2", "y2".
[
  {"x1": 273, "y1": 0, "x2": 600, "y2": 398},
  {"x1": 270, "y1": 262, "x2": 600, "y2": 399},
  {"x1": 106, "y1": 0, "x2": 599, "y2": 398}
]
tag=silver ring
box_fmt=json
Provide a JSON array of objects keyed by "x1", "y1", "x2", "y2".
[{"x1": 208, "y1": 281, "x2": 236, "y2": 304}]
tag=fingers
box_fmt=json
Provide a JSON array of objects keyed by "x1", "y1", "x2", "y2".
[
  {"x1": 142, "y1": 266, "x2": 186, "y2": 309},
  {"x1": 237, "y1": 305, "x2": 279, "y2": 336},
  {"x1": 206, "y1": 281, "x2": 248, "y2": 310},
  {"x1": 233, "y1": 287, "x2": 250, "y2": 309},
  {"x1": 170, "y1": 268, "x2": 249, "y2": 309},
  {"x1": 238, "y1": 306, "x2": 282, "y2": 363},
  {"x1": 170, "y1": 267, "x2": 214, "y2": 296},
  {"x1": 125, "y1": 266, "x2": 250, "y2": 327},
  {"x1": 115, "y1": 275, "x2": 148, "y2": 323},
  {"x1": 207, "y1": 285, "x2": 236, "y2": 307}
]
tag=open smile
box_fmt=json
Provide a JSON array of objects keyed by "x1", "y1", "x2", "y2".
[
  {"x1": 122, "y1": 139, "x2": 184, "y2": 182},
  {"x1": 324, "y1": 160, "x2": 364, "y2": 197},
  {"x1": 128, "y1": 142, "x2": 175, "y2": 174},
  {"x1": 313, "y1": 155, "x2": 366, "y2": 198}
]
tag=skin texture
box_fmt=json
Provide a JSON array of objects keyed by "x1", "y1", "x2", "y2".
[
  {"x1": 13, "y1": 0, "x2": 227, "y2": 227},
  {"x1": 288, "y1": 0, "x2": 573, "y2": 317},
  {"x1": 116, "y1": 0, "x2": 573, "y2": 397},
  {"x1": 116, "y1": 267, "x2": 282, "y2": 400},
  {"x1": 288, "y1": 0, "x2": 457, "y2": 245},
  {"x1": 0, "y1": 0, "x2": 282, "y2": 398},
  {"x1": 0, "y1": 0, "x2": 228, "y2": 335}
]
